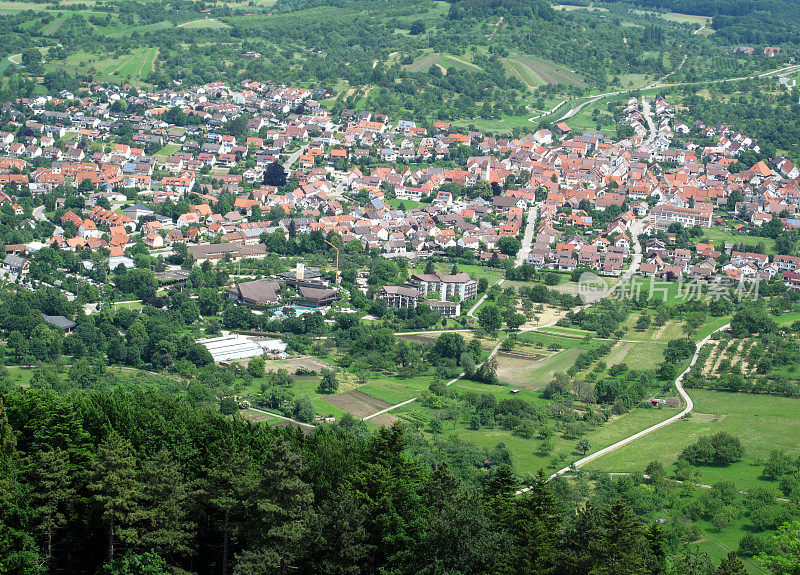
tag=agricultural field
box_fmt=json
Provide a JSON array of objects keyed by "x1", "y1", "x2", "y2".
[
  {"x1": 502, "y1": 54, "x2": 587, "y2": 88},
  {"x1": 604, "y1": 341, "x2": 665, "y2": 371},
  {"x1": 495, "y1": 346, "x2": 568, "y2": 388},
  {"x1": 501, "y1": 57, "x2": 546, "y2": 89}
]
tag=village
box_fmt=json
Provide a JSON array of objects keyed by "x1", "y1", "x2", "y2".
[{"x1": 1, "y1": 77, "x2": 800, "y2": 317}]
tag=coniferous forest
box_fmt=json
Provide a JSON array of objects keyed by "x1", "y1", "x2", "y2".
[{"x1": 0, "y1": 386, "x2": 710, "y2": 575}]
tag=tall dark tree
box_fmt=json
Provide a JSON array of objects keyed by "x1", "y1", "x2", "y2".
[
  {"x1": 136, "y1": 449, "x2": 196, "y2": 562},
  {"x1": 236, "y1": 438, "x2": 314, "y2": 574},
  {"x1": 717, "y1": 551, "x2": 747, "y2": 575},
  {"x1": 263, "y1": 161, "x2": 287, "y2": 188},
  {"x1": 89, "y1": 432, "x2": 143, "y2": 562},
  {"x1": 28, "y1": 449, "x2": 75, "y2": 564}
]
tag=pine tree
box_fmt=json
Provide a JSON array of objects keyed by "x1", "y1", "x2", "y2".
[
  {"x1": 308, "y1": 490, "x2": 373, "y2": 575},
  {"x1": 89, "y1": 432, "x2": 143, "y2": 562},
  {"x1": 136, "y1": 449, "x2": 196, "y2": 562},
  {"x1": 591, "y1": 500, "x2": 649, "y2": 575},
  {"x1": 0, "y1": 399, "x2": 15, "y2": 457},
  {"x1": 503, "y1": 472, "x2": 561, "y2": 574},
  {"x1": 28, "y1": 449, "x2": 75, "y2": 564},
  {"x1": 484, "y1": 464, "x2": 517, "y2": 531},
  {"x1": 208, "y1": 450, "x2": 256, "y2": 575},
  {"x1": 236, "y1": 438, "x2": 315, "y2": 574}
]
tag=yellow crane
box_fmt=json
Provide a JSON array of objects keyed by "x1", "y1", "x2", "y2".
[{"x1": 323, "y1": 239, "x2": 341, "y2": 284}]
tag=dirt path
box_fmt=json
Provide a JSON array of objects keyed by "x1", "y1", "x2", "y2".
[{"x1": 519, "y1": 323, "x2": 730, "y2": 490}]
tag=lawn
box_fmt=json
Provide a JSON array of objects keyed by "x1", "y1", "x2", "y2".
[
  {"x1": 584, "y1": 390, "x2": 800, "y2": 491},
  {"x1": 605, "y1": 341, "x2": 666, "y2": 370},
  {"x1": 154, "y1": 143, "x2": 182, "y2": 159},
  {"x1": 700, "y1": 227, "x2": 776, "y2": 255},
  {"x1": 410, "y1": 261, "x2": 505, "y2": 284},
  {"x1": 387, "y1": 198, "x2": 425, "y2": 210}
]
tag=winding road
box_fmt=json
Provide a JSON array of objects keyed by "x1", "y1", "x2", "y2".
[
  {"x1": 538, "y1": 62, "x2": 800, "y2": 125},
  {"x1": 517, "y1": 322, "x2": 731, "y2": 492}
]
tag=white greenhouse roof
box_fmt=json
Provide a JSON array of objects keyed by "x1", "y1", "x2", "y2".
[{"x1": 197, "y1": 334, "x2": 265, "y2": 362}]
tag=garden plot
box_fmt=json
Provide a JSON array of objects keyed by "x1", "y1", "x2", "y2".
[{"x1": 324, "y1": 390, "x2": 397, "y2": 424}]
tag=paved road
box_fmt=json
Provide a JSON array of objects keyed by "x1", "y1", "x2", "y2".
[
  {"x1": 641, "y1": 96, "x2": 657, "y2": 145},
  {"x1": 515, "y1": 205, "x2": 538, "y2": 267},
  {"x1": 283, "y1": 144, "x2": 308, "y2": 172},
  {"x1": 467, "y1": 204, "x2": 538, "y2": 318},
  {"x1": 518, "y1": 322, "x2": 731, "y2": 492},
  {"x1": 33, "y1": 206, "x2": 46, "y2": 221},
  {"x1": 553, "y1": 63, "x2": 800, "y2": 123}
]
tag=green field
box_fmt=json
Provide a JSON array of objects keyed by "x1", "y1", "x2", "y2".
[
  {"x1": 585, "y1": 390, "x2": 800, "y2": 491},
  {"x1": 439, "y1": 55, "x2": 482, "y2": 72},
  {"x1": 442, "y1": 405, "x2": 678, "y2": 477},
  {"x1": 45, "y1": 46, "x2": 159, "y2": 85},
  {"x1": 501, "y1": 57, "x2": 546, "y2": 89},
  {"x1": 605, "y1": 341, "x2": 666, "y2": 370},
  {"x1": 177, "y1": 18, "x2": 231, "y2": 29},
  {"x1": 154, "y1": 143, "x2": 182, "y2": 159},
  {"x1": 700, "y1": 227, "x2": 776, "y2": 255},
  {"x1": 403, "y1": 52, "x2": 447, "y2": 73},
  {"x1": 505, "y1": 54, "x2": 587, "y2": 88},
  {"x1": 661, "y1": 12, "x2": 712, "y2": 26}
]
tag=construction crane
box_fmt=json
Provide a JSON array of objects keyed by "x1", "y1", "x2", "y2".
[{"x1": 323, "y1": 239, "x2": 341, "y2": 285}]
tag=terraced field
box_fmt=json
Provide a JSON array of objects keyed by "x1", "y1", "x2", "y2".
[
  {"x1": 501, "y1": 58, "x2": 546, "y2": 89},
  {"x1": 503, "y1": 54, "x2": 587, "y2": 88},
  {"x1": 404, "y1": 53, "x2": 446, "y2": 73}
]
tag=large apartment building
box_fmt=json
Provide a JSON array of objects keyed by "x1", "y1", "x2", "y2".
[
  {"x1": 375, "y1": 285, "x2": 462, "y2": 317},
  {"x1": 409, "y1": 272, "x2": 478, "y2": 301},
  {"x1": 377, "y1": 285, "x2": 420, "y2": 309},
  {"x1": 650, "y1": 203, "x2": 714, "y2": 229}
]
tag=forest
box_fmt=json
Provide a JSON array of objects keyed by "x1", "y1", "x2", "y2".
[{"x1": 0, "y1": 385, "x2": 774, "y2": 575}]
